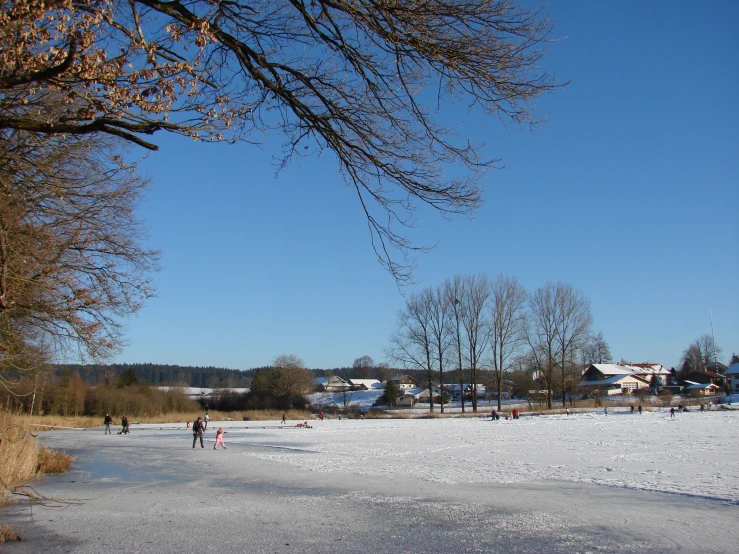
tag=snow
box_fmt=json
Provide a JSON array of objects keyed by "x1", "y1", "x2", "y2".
[
  {"x1": 195, "y1": 408, "x2": 739, "y2": 503},
  {"x1": 4, "y1": 407, "x2": 739, "y2": 553}
]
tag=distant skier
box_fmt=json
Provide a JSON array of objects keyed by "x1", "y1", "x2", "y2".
[
  {"x1": 192, "y1": 417, "x2": 205, "y2": 448},
  {"x1": 213, "y1": 427, "x2": 226, "y2": 450},
  {"x1": 104, "y1": 413, "x2": 113, "y2": 434}
]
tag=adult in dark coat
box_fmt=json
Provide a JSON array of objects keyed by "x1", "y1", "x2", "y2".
[
  {"x1": 192, "y1": 417, "x2": 205, "y2": 448},
  {"x1": 104, "y1": 413, "x2": 113, "y2": 434}
]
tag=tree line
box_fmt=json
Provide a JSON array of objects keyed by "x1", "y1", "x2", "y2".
[
  {"x1": 50, "y1": 363, "x2": 254, "y2": 388},
  {"x1": 387, "y1": 274, "x2": 610, "y2": 413}
]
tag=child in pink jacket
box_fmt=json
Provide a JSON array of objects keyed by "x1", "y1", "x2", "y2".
[{"x1": 214, "y1": 427, "x2": 226, "y2": 450}]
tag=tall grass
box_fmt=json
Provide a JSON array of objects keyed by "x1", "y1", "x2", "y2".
[
  {"x1": 1, "y1": 412, "x2": 75, "y2": 542},
  {"x1": 0, "y1": 412, "x2": 38, "y2": 495}
]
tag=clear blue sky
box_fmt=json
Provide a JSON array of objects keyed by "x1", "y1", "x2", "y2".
[{"x1": 115, "y1": 0, "x2": 738, "y2": 371}]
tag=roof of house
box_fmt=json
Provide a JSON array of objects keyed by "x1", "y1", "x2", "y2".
[
  {"x1": 589, "y1": 363, "x2": 671, "y2": 377},
  {"x1": 349, "y1": 379, "x2": 383, "y2": 388},
  {"x1": 313, "y1": 376, "x2": 348, "y2": 385},
  {"x1": 724, "y1": 363, "x2": 739, "y2": 375},
  {"x1": 683, "y1": 370, "x2": 724, "y2": 379},
  {"x1": 684, "y1": 382, "x2": 718, "y2": 390}
]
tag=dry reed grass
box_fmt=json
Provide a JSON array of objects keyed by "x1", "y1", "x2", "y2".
[
  {"x1": 0, "y1": 523, "x2": 18, "y2": 543},
  {"x1": 0, "y1": 412, "x2": 39, "y2": 498},
  {"x1": 37, "y1": 447, "x2": 74, "y2": 474}
]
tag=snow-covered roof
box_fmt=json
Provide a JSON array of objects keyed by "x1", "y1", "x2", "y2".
[
  {"x1": 591, "y1": 363, "x2": 670, "y2": 377},
  {"x1": 591, "y1": 364, "x2": 635, "y2": 376},
  {"x1": 349, "y1": 379, "x2": 382, "y2": 388},
  {"x1": 314, "y1": 376, "x2": 347, "y2": 385},
  {"x1": 724, "y1": 363, "x2": 739, "y2": 375},
  {"x1": 684, "y1": 383, "x2": 718, "y2": 390}
]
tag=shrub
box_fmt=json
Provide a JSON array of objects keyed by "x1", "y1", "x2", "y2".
[{"x1": 37, "y1": 447, "x2": 74, "y2": 474}]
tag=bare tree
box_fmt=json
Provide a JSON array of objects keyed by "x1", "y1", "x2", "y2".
[
  {"x1": 2, "y1": 0, "x2": 561, "y2": 281},
  {"x1": 488, "y1": 274, "x2": 527, "y2": 410},
  {"x1": 443, "y1": 276, "x2": 467, "y2": 412},
  {"x1": 679, "y1": 335, "x2": 722, "y2": 376},
  {"x1": 386, "y1": 288, "x2": 436, "y2": 411},
  {"x1": 272, "y1": 354, "x2": 313, "y2": 397},
  {"x1": 582, "y1": 331, "x2": 612, "y2": 365},
  {"x1": 459, "y1": 274, "x2": 492, "y2": 412},
  {"x1": 553, "y1": 283, "x2": 592, "y2": 407},
  {"x1": 352, "y1": 355, "x2": 375, "y2": 379},
  {"x1": 525, "y1": 283, "x2": 561, "y2": 410},
  {"x1": 428, "y1": 284, "x2": 453, "y2": 413},
  {"x1": 0, "y1": 131, "x2": 159, "y2": 376}
]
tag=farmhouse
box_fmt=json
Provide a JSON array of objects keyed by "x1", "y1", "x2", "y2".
[
  {"x1": 392, "y1": 375, "x2": 417, "y2": 391},
  {"x1": 313, "y1": 376, "x2": 351, "y2": 392},
  {"x1": 580, "y1": 364, "x2": 653, "y2": 395}
]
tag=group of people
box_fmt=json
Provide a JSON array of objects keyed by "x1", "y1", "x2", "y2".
[
  {"x1": 191, "y1": 413, "x2": 226, "y2": 450},
  {"x1": 103, "y1": 413, "x2": 129, "y2": 435},
  {"x1": 490, "y1": 408, "x2": 520, "y2": 421}
]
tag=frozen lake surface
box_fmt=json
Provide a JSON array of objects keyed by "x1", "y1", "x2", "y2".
[{"x1": 4, "y1": 408, "x2": 738, "y2": 553}]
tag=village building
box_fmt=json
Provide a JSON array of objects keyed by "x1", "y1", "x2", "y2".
[
  {"x1": 348, "y1": 379, "x2": 383, "y2": 391},
  {"x1": 724, "y1": 363, "x2": 739, "y2": 395},
  {"x1": 313, "y1": 376, "x2": 351, "y2": 392},
  {"x1": 391, "y1": 375, "x2": 417, "y2": 391},
  {"x1": 581, "y1": 364, "x2": 648, "y2": 395}
]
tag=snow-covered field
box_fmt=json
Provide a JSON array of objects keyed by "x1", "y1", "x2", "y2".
[
  {"x1": 4, "y1": 407, "x2": 738, "y2": 553},
  {"x1": 231, "y1": 408, "x2": 739, "y2": 503}
]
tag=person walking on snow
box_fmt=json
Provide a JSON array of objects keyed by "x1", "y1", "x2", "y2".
[
  {"x1": 204, "y1": 412, "x2": 210, "y2": 430},
  {"x1": 670, "y1": 407, "x2": 675, "y2": 418},
  {"x1": 104, "y1": 413, "x2": 113, "y2": 434},
  {"x1": 192, "y1": 417, "x2": 205, "y2": 448},
  {"x1": 282, "y1": 413, "x2": 286, "y2": 424},
  {"x1": 214, "y1": 427, "x2": 227, "y2": 450}
]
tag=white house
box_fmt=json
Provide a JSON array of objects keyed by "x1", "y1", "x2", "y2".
[
  {"x1": 313, "y1": 376, "x2": 351, "y2": 392},
  {"x1": 392, "y1": 375, "x2": 417, "y2": 391},
  {"x1": 580, "y1": 364, "x2": 653, "y2": 395},
  {"x1": 724, "y1": 363, "x2": 739, "y2": 395}
]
